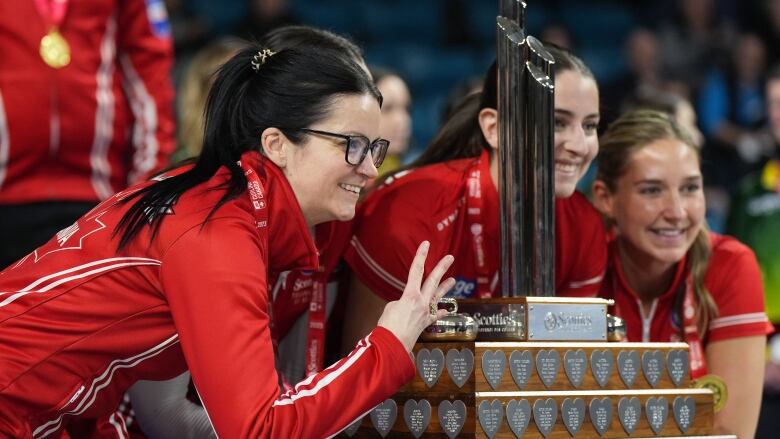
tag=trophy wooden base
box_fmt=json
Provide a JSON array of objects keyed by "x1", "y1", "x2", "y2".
[{"x1": 341, "y1": 341, "x2": 718, "y2": 438}]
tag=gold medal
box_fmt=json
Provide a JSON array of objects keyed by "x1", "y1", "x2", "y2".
[
  {"x1": 40, "y1": 28, "x2": 71, "y2": 69},
  {"x1": 692, "y1": 374, "x2": 728, "y2": 412}
]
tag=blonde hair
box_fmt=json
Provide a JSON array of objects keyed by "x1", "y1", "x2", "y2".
[
  {"x1": 177, "y1": 38, "x2": 246, "y2": 160},
  {"x1": 597, "y1": 110, "x2": 717, "y2": 334}
]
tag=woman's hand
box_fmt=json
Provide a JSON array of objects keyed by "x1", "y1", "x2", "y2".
[{"x1": 377, "y1": 241, "x2": 455, "y2": 352}]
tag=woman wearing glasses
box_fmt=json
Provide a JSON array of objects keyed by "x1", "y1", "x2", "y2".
[
  {"x1": 343, "y1": 45, "x2": 607, "y2": 348},
  {"x1": 0, "y1": 44, "x2": 454, "y2": 438}
]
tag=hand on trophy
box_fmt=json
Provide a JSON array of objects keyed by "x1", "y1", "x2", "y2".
[{"x1": 377, "y1": 241, "x2": 455, "y2": 352}]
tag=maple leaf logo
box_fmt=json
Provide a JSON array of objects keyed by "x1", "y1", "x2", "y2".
[{"x1": 31, "y1": 212, "x2": 108, "y2": 263}]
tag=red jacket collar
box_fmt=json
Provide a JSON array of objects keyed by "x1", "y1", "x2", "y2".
[
  {"x1": 242, "y1": 151, "x2": 320, "y2": 273},
  {"x1": 609, "y1": 238, "x2": 688, "y2": 301}
]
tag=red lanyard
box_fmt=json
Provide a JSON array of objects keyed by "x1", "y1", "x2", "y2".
[
  {"x1": 680, "y1": 279, "x2": 707, "y2": 378},
  {"x1": 610, "y1": 268, "x2": 708, "y2": 378},
  {"x1": 34, "y1": 0, "x2": 68, "y2": 29},
  {"x1": 305, "y1": 271, "x2": 327, "y2": 377},
  {"x1": 464, "y1": 156, "x2": 493, "y2": 299}
]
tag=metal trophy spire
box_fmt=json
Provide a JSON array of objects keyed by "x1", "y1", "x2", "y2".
[{"x1": 497, "y1": 0, "x2": 555, "y2": 297}]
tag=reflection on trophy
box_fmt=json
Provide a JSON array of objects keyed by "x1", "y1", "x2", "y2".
[{"x1": 346, "y1": 1, "x2": 728, "y2": 437}]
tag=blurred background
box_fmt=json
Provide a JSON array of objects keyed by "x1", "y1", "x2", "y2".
[{"x1": 168, "y1": 0, "x2": 780, "y2": 231}]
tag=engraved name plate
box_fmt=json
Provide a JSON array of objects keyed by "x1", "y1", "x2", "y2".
[
  {"x1": 482, "y1": 350, "x2": 507, "y2": 390},
  {"x1": 642, "y1": 350, "x2": 665, "y2": 388},
  {"x1": 506, "y1": 399, "x2": 532, "y2": 438},
  {"x1": 673, "y1": 396, "x2": 696, "y2": 434},
  {"x1": 617, "y1": 350, "x2": 640, "y2": 388},
  {"x1": 404, "y1": 399, "x2": 431, "y2": 439},
  {"x1": 589, "y1": 397, "x2": 612, "y2": 437},
  {"x1": 509, "y1": 350, "x2": 534, "y2": 389},
  {"x1": 478, "y1": 399, "x2": 504, "y2": 439},
  {"x1": 590, "y1": 349, "x2": 614, "y2": 388},
  {"x1": 617, "y1": 396, "x2": 641, "y2": 435},
  {"x1": 371, "y1": 399, "x2": 397, "y2": 438},
  {"x1": 646, "y1": 396, "x2": 669, "y2": 435},
  {"x1": 438, "y1": 400, "x2": 467, "y2": 439},
  {"x1": 536, "y1": 349, "x2": 560, "y2": 388},
  {"x1": 667, "y1": 350, "x2": 689, "y2": 387},
  {"x1": 527, "y1": 303, "x2": 607, "y2": 341},
  {"x1": 533, "y1": 398, "x2": 558, "y2": 437},
  {"x1": 416, "y1": 348, "x2": 444, "y2": 388},
  {"x1": 564, "y1": 349, "x2": 587, "y2": 388},
  {"x1": 561, "y1": 397, "x2": 585, "y2": 436},
  {"x1": 458, "y1": 301, "x2": 525, "y2": 340},
  {"x1": 446, "y1": 348, "x2": 474, "y2": 388}
]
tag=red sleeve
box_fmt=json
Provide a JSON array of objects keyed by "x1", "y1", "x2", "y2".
[
  {"x1": 705, "y1": 235, "x2": 774, "y2": 343},
  {"x1": 344, "y1": 189, "x2": 437, "y2": 302},
  {"x1": 160, "y1": 218, "x2": 414, "y2": 438},
  {"x1": 555, "y1": 193, "x2": 608, "y2": 297},
  {"x1": 117, "y1": 0, "x2": 176, "y2": 183}
]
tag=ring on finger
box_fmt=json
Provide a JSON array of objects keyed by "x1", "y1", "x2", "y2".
[{"x1": 429, "y1": 302, "x2": 437, "y2": 317}]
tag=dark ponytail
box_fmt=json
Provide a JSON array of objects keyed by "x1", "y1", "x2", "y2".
[{"x1": 114, "y1": 44, "x2": 379, "y2": 250}]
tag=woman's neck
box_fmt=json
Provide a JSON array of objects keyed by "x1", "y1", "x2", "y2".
[{"x1": 616, "y1": 239, "x2": 678, "y2": 303}]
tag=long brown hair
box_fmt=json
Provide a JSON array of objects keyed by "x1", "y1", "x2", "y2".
[{"x1": 597, "y1": 110, "x2": 717, "y2": 334}]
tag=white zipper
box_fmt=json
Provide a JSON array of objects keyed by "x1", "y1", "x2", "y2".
[{"x1": 636, "y1": 297, "x2": 658, "y2": 342}]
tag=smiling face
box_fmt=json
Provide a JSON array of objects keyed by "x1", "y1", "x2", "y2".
[
  {"x1": 271, "y1": 93, "x2": 381, "y2": 226},
  {"x1": 553, "y1": 69, "x2": 600, "y2": 197},
  {"x1": 601, "y1": 137, "x2": 705, "y2": 268}
]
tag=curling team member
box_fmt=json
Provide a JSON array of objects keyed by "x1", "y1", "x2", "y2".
[
  {"x1": 343, "y1": 46, "x2": 606, "y2": 347},
  {"x1": 592, "y1": 110, "x2": 773, "y2": 437},
  {"x1": 0, "y1": 44, "x2": 455, "y2": 438}
]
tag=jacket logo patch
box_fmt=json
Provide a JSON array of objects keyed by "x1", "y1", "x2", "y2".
[{"x1": 32, "y1": 213, "x2": 107, "y2": 263}]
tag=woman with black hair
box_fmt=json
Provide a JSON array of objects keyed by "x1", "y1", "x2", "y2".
[
  {"x1": 343, "y1": 45, "x2": 608, "y2": 348},
  {"x1": 0, "y1": 43, "x2": 454, "y2": 438}
]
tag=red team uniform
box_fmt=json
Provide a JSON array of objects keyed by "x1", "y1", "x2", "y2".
[
  {"x1": 345, "y1": 150, "x2": 608, "y2": 300},
  {"x1": 0, "y1": 0, "x2": 175, "y2": 203},
  {"x1": 602, "y1": 232, "x2": 773, "y2": 376},
  {"x1": 0, "y1": 152, "x2": 413, "y2": 438}
]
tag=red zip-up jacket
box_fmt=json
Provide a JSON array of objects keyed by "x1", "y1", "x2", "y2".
[
  {"x1": 0, "y1": 0, "x2": 175, "y2": 203},
  {"x1": 0, "y1": 152, "x2": 414, "y2": 438}
]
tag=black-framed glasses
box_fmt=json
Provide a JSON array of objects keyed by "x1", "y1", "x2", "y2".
[{"x1": 296, "y1": 128, "x2": 390, "y2": 168}]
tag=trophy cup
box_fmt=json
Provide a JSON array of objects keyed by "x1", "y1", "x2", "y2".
[{"x1": 345, "y1": 1, "x2": 726, "y2": 437}]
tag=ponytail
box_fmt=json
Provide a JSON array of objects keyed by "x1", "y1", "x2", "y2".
[
  {"x1": 114, "y1": 43, "x2": 379, "y2": 250},
  {"x1": 687, "y1": 226, "x2": 718, "y2": 335}
]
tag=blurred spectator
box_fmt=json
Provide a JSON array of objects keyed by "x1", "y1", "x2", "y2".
[
  {"x1": 728, "y1": 65, "x2": 780, "y2": 325},
  {"x1": 165, "y1": 0, "x2": 212, "y2": 53},
  {"x1": 177, "y1": 38, "x2": 246, "y2": 161},
  {"x1": 0, "y1": 0, "x2": 176, "y2": 270},
  {"x1": 698, "y1": 33, "x2": 767, "y2": 159},
  {"x1": 695, "y1": 33, "x2": 771, "y2": 230},
  {"x1": 622, "y1": 88, "x2": 704, "y2": 148},
  {"x1": 371, "y1": 67, "x2": 412, "y2": 174},
  {"x1": 747, "y1": 0, "x2": 780, "y2": 67},
  {"x1": 603, "y1": 28, "x2": 665, "y2": 121},
  {"x1": 235, "y1": 0, "x2": 297, "y2": 42},
  {"x1": 540, "y1": 23, "x2": 572, "y2": 50},
  {"x1": 657, "y1": 0, "x2": 737, "y2": 93},
  {"x1": 727, "y1": 63, "x2": 780, "y2": 438}
]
